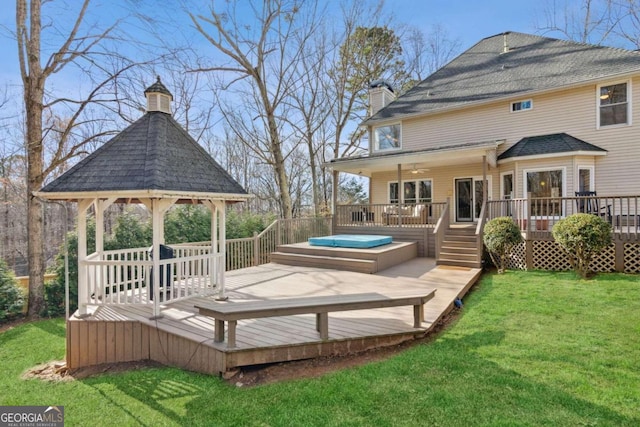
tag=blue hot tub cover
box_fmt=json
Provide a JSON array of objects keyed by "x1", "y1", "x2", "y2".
[{"x1": 308, "y1": 235, "x2": 392, "y2": 248}]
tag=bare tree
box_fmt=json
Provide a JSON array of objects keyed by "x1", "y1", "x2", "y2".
[
  {"x1": 536, "y1": 0, "x2": 619, "y2": 44},
  {"x1": 286, "y1": 24, "x2": 334, "y2": 216},
  {"x1": 403, "y1": 24, "x2": 461, "y2": 84},
  {"x1": 189, "y1": 0, "x2": 321, "y2": 219},
  {"x1": 16, "y1": 0, "x2": 141, "y2": 316}
]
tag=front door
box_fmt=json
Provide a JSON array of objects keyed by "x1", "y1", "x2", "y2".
[
  {"x1": 456, "y1": 178, "x2": 473, "y2": 222},
  {"x1": 456, "y1": 177, "x2": 487, "y2": 222}
]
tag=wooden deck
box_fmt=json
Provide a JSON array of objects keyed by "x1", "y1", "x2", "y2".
[{"x1": 67, "y1": 260, "x2": 481, "y2": 375}]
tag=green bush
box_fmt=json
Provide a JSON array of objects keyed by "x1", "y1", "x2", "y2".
[
  {"x1": 0, "y1": 259, "x2": 24, "y2": 323},
  {"x1": 225, "y1": 210, "x2": 275, "y2": 239},
  {"x1": 483, "y1": 217, "x2": 523, "y2": 274},
  {"x1": 552, "y1": 213, "x2": 612, "y2": 278},
  {"x1": 165, "y1": 205, "x2": 211, "y2": 244}
]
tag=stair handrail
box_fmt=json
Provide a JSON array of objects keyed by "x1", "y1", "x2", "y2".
[
  {"x1": 475, "y1": 200, "x2": 488, "y2": 266},
  {"x1": 434, "y1": 198, "x2": 450, "y2": 263}
]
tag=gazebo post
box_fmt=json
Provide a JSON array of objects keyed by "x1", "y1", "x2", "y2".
[
  {"x1": 214, "y1": 200, "x2": 227, "y2": 301},
  {"x1": 94, "y1": 198, "x2": 115, "y2": 299},
  {"x1": 150, "y1": 198, "x2": 176, "y2": 318},
  {"x1": 76, "y1": 198, "x2": 94, "y2": 318}
]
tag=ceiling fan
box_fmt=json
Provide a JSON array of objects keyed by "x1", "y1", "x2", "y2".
[{"x1": 409, "y1": 164, "x2": 429, "y2": 174}]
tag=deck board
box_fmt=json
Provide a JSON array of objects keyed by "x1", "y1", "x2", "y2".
[{"x1": 68, "y1": 259, "x2": 481, "y2": 374}]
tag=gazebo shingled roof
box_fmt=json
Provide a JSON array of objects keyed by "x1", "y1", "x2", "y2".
[{"x1": 39, "y1": 77, "x2": 248, "y2": 202}]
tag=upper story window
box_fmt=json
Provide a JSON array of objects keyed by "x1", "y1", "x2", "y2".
[
  {"x1": 373, "y1": 124, "x2": 401, "y2": 151},
  {"x1": 598, "y1": 81, "x2": 630, "y2": 127},
  {"x1": 511, "y1": 99, "x2": 532, "y2": 112}
]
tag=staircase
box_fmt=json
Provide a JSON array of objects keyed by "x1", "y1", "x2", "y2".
[{"x1": 437, "y1": 226, "x2": 482, "y2": 268}]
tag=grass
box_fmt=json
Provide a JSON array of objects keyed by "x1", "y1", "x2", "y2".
[{"x1": 1, "y1": 270, "x2": 639, "y2": 426}]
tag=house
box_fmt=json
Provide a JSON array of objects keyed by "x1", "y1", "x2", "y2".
[{"x1": 329, "y1": 32, "x2": 640, "y2": 272}]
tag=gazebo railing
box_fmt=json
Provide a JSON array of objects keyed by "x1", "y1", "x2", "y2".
[{"x1": 82, "y1": 245, "x2": 222, "y2": 308}]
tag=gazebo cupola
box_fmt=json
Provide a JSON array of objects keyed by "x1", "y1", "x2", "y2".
[
  {"x1": 36, "y1": 78, "x2": 250, "y2": 318},
  {"x1": 144, "y1": 76, "x2": 173, "y2": 114}
]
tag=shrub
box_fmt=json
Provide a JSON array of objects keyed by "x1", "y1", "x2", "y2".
[
  {"x1": 552, "y1": 213, "x2": 612, "y2": 278},
  {"x1": 483, "y1": 217, "x2": 523, "y2": 274},
  {"x1": 0, "y1": 259, "x2": 24, "y2": 323}
]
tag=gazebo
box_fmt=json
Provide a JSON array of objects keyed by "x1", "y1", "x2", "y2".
[{"x1": 35, "y1": 77, "x2": 250, "y2": 318}]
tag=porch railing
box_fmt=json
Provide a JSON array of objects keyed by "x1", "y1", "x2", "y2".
[
  {"x1": 485, "y1": 195, "x2": 640, "y2": 239},
  {"x1": 335, "y1": 203, "x2": 446, "y2": 228}
]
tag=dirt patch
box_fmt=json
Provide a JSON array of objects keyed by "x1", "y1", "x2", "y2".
[
  {"x1": 228, "y1": 307, "x2": 461, "y2": 387},
  {"x1": 23, "y1": 360, "x2": 164, "y2": 382},
  {"x1": 20, "y1": 307, "x2": 462, "y2": 385}
]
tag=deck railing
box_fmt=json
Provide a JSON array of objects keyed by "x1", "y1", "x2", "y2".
[
  {"x1": 79, "y1": 217, "x2": 331, "y2": 310},
  {"x1": 335, "y1": 203, "x2": 446, "y2": 228},
  {"x1": 486, "y1": 195, "x2": 640, "y2": 239},
  {"x1": 82, "y1": 245, "x2": 222, "y2": 308},
  {"x1": 434, "y1": 199, "x2": 450, "y2": 264}
]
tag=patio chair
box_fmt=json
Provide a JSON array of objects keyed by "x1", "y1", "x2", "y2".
[{"x1": 574, "y1": 191, "x2": 612, "y2": 224}]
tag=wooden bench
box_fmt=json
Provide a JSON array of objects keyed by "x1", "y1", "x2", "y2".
[{"x1": 195, "y1": 290, "x2": 436, "y2": 348}]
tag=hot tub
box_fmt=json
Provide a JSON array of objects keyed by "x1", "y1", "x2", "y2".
[{"x1": 308, "y1": 235, "x2": 393, "y2": 249}]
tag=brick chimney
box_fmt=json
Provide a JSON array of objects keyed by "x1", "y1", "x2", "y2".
[{"x1": 368, "y1": 80, "x2": 395, "y2": 116}]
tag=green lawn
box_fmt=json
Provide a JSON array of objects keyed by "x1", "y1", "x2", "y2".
[{"x1": 1, "y1": 271, "x2": 639, "y2": 426}]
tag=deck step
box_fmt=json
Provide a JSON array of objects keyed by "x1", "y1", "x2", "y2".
[
  {"x1": 437, "y1": 258, "x2": 482, "y2": 268},
  {"x1": 437, "y1": 227, "x2": 480, "y2": 269},
  {"x1": 270, "y1": 252, "x2": 378, "y2": 274},
  {"x1": 275, "y1": 244, "x2": 379, "y2": 260},
  {"x1": 440, "y1": 246, "x2": 478, "y2": 257}
]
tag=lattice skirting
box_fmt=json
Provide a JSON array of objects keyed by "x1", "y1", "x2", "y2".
[
  {"x1": 511, "y1": 241, "x2": 622, "y2": 272},
  {"x1": 624, "y1": 243, "x2": 640, "y2": 273},
  {"x1": 507, "y1": 242, "x2": 527, "y2": 271}
]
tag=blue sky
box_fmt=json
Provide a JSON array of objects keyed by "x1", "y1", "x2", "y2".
[
  {"x1": 394, "y1": 0, "x2": 540, "y2": 48},
  {"x1": 0, "y1": 0, "x2": 542, "y2": 88}
]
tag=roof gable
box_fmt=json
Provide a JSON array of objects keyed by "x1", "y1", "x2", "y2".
[
  {"x1": 367, "y1": 32, "x2": 640, "y2": 123},
  {"x1": 40, "y1": 112, "x2": 248, "y2": 196}
]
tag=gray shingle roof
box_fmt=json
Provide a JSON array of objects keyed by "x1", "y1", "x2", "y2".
[
  {"x1": 144, "y1": 76, "x2": 173, "y2": 98},
  {"x1": 40, "y1": 111, "x2": 248, "y2": 196},
  {"x1": 367, "y1": 32, "x2": 640, "y2": 123},
  {"x1": 497, "y1": 133, "x2": 606, "y2": 160}
]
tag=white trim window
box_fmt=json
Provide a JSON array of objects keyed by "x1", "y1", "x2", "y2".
[
  {"x1": 524, "y1": 168, "x2": 565, "y2": 217},
  {"x1": 598, "y1": 81, "x2": 630, "y2": 128},
  {"x1": 373, "y1": 123, "x2": 401, "y2": 151},
  {"x1": 511, "y1": 99, "x2": 532, "y2": 112},
  {"x1": 388, "y1": 179, "x2": 432, "y2": 203}
]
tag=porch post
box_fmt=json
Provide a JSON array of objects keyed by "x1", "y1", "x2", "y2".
[
  {"x1": 397, "y1": 163, "x2": 402, "y2": 226},
  {"x1": 332, "y1": 170, "x2": 338, "y2": 233},
  {"x1": 482, "y1": 155, "x2": 488, "y2": 204}
]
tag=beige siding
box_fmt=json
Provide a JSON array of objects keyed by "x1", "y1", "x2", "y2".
[{"x1": 387, "y1": 76, "x2": 640, "y2": 195}]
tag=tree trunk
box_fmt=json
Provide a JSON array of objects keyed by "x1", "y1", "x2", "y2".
[
  {"x1": 19, "y1": 0, "x2": 47, "y2": 317},
  {"x1": 267, "y1": 115, "x2": 292, "y2": 219},
  {"x1": 26, "y1": 85, "x2": 46, "y2": 317}
]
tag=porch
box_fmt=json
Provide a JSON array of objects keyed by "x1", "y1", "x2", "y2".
[{"x1": 335, "y1": 194, "x2": 640, "y2": 272}]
